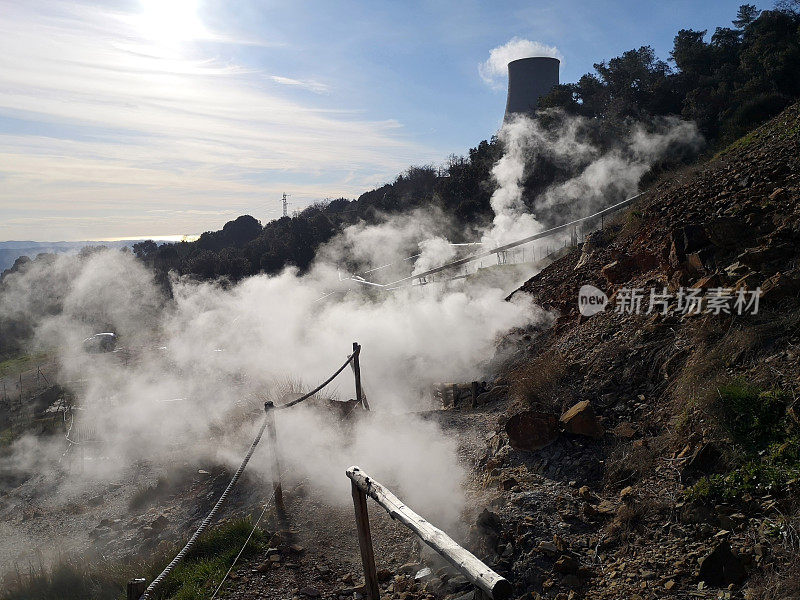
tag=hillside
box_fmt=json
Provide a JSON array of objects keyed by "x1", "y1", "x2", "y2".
[{"x1": 480, "y1": 101, "x2": 800, "y2": 599}]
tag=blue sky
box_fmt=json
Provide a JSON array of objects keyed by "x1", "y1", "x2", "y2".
[{"x1": 0, "y1": 0, "x2": 771, "y2": 241}]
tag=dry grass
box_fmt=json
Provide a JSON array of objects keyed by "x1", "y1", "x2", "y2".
[
  {"x1": 506, "y1": 349, "x2": 570, "y2": 414},
  {"x1": 607, "y1": 496, "x2": 669, "y2": 543},
  {"x1": 746, "y1": 514, "x2": 800, "y2": 600},
  {"x1": 672, "y1": 318, "x2": 761, "y2": 408},
  {"x1": 604, "y1": 435, "x2": 668, "y2": 490}
]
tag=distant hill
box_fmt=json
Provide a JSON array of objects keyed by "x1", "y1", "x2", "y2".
[{"x1": 0, "y1": 240, "x2": 147, "y2": 272}]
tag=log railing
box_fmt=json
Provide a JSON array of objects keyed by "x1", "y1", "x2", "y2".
[{"x1": 346, "y1": 466, "x2": 512, "y2": 600}]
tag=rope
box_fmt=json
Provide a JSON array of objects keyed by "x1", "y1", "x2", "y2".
[
  {"x1": 276, "y1": 352, "x2": 355, "y2": 410},
  {"x1": 209, "y1": 488, "x2": 276, "y2": 600},
  {"x1": 137, "y1": 350, "x2": 357, "y2": 599},
  {"x1": 139, "y1": 416, "x2": 268, "y2": 600}
]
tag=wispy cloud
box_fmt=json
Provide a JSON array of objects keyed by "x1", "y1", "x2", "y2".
[
  {"x1": 270, "y1": 75, "x2": 330, "y2": 94},
  {"x1": 0, "y1": 0, "x2": 439, "y2": 239}
]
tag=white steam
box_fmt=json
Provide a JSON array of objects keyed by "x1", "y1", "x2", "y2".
[
  {"x1": 0, "y1": 222, "x2": 546, "y2": 571},
  {"x1": 479, "y1": 38, "x2": 562, "y2": 90},
  {"x1": 482, "y1": 112, "x2": 702, "y2": 249}
]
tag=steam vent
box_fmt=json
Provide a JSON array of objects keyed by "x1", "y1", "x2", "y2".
[{"x1": 504, "y1": 56, "x2": 560, "y2": 121}]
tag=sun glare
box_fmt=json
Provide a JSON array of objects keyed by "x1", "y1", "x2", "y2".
[{"x1": 139, "y1": 0, "x2": 205, "y2": 44}]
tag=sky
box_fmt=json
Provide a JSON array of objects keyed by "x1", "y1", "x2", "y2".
[{"x1": 0, "y1": 0, "x2": 772, "y2": 241}]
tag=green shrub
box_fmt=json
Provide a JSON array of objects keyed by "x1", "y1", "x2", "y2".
[
  {"x1": 687, "y1": 435, "x2": 800, "y2": 502},
  {"x1": 686, "y1": 380, "x2": 798, "y2": 503},
  {"x1": 715, "y1": 381, "x2": 788, "y2": 453}
]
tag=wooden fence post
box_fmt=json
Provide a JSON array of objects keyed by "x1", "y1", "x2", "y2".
[
  {"x1": 127, "y1": 578, "x2": 146, "y2": 600},
  {"x1": 264, "y1": 402, "x2": 286, "y2": 515},
  {"x1": 351, "y1": 480, "x2": 380, "y2": 600},
  {"x1": 352, "y1": 342, "x2": 370, "y2": 410}
]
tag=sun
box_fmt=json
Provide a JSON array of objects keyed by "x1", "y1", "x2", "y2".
[{"x1": 139, "y1": 0, "x2": 205, "y2": 44}]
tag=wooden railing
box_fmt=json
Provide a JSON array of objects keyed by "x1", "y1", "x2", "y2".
[{"x1": 346, "y1": 466, "x2": 512, "y2": 600}]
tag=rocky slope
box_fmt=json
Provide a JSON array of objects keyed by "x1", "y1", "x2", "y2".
[{"x1": 477, "y1": 102, "x2": 800, "y2": 599}]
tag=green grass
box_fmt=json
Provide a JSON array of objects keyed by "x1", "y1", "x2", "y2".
[
  {"x1": 153, "y1": 518, "x2": 266, "y2": 600},
  {"x1": 1, "y1": 518, "x2": 266, "y2": 600},
  {"x1": 0, "y1": 426, "x2": 19, "y2": 448},
  {"x1": 686, "y1": 380, "x2": 798, "y2": 504},
  {"x1": 0, "y1": 352, "x2": 50, "y2": 378},
  {"x1": 713, "y1": 127, "x2": 762, "y2": 159}
]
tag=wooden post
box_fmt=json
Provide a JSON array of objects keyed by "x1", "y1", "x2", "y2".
[
  {"x1": 264, "y1": 402, "x2": 286, "y2": 515},
  {"x1": 127, "y1": 578, "x2": 146, "y2": 600},
  {"x1": 347, "y1": 466, "x2": 512, "y2": 600},
  {"x1": 352, "y1": 342, "x2": 370, "y2": 410},
  {"x1": 351, "y1": 479, "x2": 380, "y2": 600}
]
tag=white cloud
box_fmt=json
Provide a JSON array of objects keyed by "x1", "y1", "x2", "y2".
[
  {"x1": 270, "y1": 75, "x2": 330, "y2": 94},
  {"x1": 0, "y1": 1, "x2": 439, "y2": 239},
  {"x1": 479, "y1": 37, "x2": 562, "y2": 90}
]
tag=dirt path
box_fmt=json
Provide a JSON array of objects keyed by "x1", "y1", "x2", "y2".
[{"x1": 221, "y1": 404, "x2": 507, "y2": 600}]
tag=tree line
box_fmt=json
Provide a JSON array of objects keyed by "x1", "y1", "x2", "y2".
[{"x1": 113, "y1": 5, "x2": 800, "y2": 281}]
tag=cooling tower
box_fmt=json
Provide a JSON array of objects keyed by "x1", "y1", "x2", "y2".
[{"x1": 504, "y1": 56, "x2": 560, "y2": 121}]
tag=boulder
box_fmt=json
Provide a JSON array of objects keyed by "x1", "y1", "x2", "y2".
[
  {"x1": 554, "y1": 555, "x2": 579, "y2": 575},
  {"x1": 725, "y1": 261, "x2": 750, "y2": 279},
  {"x1": 698, "y1": 543, "x2": 746, "y2": 586},
  {"x1": 560, "y1": 401, "x2": 604, "y2": 439},
  {"x1": 682, "y1": 443, "x2": 723, "y2": 482},
  {"x1": 670, "y1": 224, "x2": 709, "y2": 266},
  {"x1": 733, "y1": 272, "x2": 763, "y2": 291},
  {"x1": 686, "y1": 248, "x2": 717, "y2": 273},
  {"x1": 611, "y1": 422, "x2": 636, "y2": 439},
  {"x1": 475, "y1": 385, "x2": 508, "y2": 406},
  {"x1": 601, "y1": 258, "x2": 634, "y2": 284},
  {"x1": 704, "y1": 218, "x2": 746, "y2": 248},
  {"x1": 574, "y1": 230, "x2": 610, "y2": 271},
  {"x1": 738, "y1": 244, "x2": 794, "y2": 269},
  {"x1": 476, "y1": 508, "x2": 502, "y2": 534},
  {"x1": 760, "y1": 271, "x2": 800, "y2": 301},
  {"x1": 376, "y1": 569, "x2": 394, "y2": 583},
  {"x1": 691, "y1": 272, "x2": 724, "y2": 291},
  {"x1": 769, "y1": 187, "x2": 789, "y2": 202},
  {"x1": 505, "y1": 411, "x2": 560, "y2": 451}
]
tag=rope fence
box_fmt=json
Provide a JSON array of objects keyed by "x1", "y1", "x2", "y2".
[{"x1": 128, "y1": 341, "x2": 368, "y2": 600}]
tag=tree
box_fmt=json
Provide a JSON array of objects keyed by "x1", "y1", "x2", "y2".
[
  {"x1": 733, "y1": 4, "x2": 761, "y2": 28},
  {"x1": 133, "y1": 240, "x2": 158, "y2": 260},
  {"x1": 221, "y1": 215, "x2": 262, "y2": 246},
  {"x1": 775, "y1": 0, "x2": 800, "y2": 14}
]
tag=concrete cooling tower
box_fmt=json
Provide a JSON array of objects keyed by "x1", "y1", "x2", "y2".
[{"x1": 504, "y1": 56, "x2": 560, "y2": 121}]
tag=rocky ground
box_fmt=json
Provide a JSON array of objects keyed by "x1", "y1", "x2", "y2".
[
  {"x1": 3, "y1": 104, "x2": 800, "y2": 600},
  {"x1": 485, "y1": 102, "x2": 800, "y2": 599}
]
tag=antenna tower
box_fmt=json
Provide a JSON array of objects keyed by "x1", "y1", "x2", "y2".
[{"x1": 281, "y1": 193, "x2": 290, "y2": 217}]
